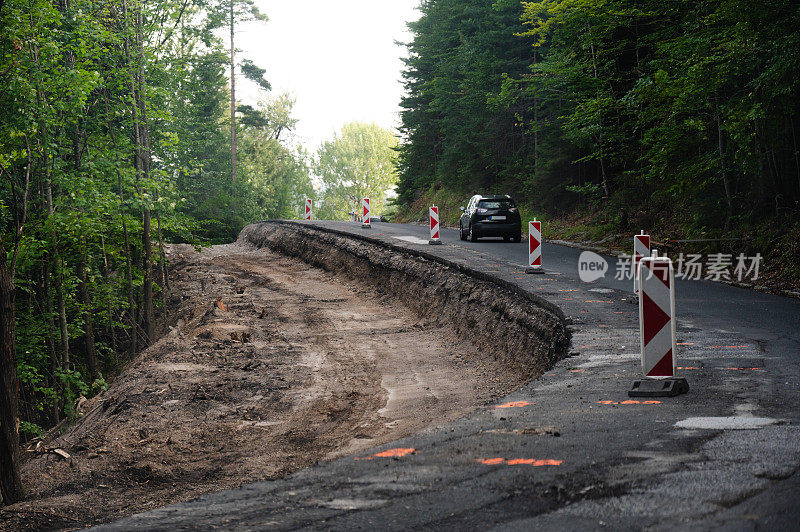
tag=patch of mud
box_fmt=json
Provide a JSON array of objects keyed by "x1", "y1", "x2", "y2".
[{"x1": 2, "y1": 241, "x2": 526, "y2": 531}]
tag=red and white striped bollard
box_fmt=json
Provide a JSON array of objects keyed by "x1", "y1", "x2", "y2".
[
  {"x1": 633, "y1": 230, "x2": 650, "y2": 294},
  {"x1": 361, "y1": 197, "x2": 371, "y2": 228},
  {"x1": 629, "y1": 250, "x2": 689, "y2": 397},
  {"x1": 429, "y1": 205, "x2": 442, "y2": 245},
  {"x1": 304, "y1": 198, "x2": 312, "y2": 220},
  {"x1": 526, "y1": 219, "x2": 543, "y2": 274}
]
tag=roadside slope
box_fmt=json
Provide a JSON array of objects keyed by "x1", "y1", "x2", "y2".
[{"x1": 1, "y1": 242, "x2": 533, "y2": 531}]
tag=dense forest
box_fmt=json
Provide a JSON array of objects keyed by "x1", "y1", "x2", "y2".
[
  {"x1": 395, "y1": 0, "x2": 800, "y2": 277},
  {"x1": 0, "y1": 0, "x2": 314, "y2": 502}
]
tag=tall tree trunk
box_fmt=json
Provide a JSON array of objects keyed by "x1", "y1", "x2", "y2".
[
  {"x1": 104, "y1": 94, "x2": 137, "y2": 360},
  {"x1": 716, "y1": 110, "x2": 733, "y2": 228},
  {"x1": 0, "y1": 237, "x2": 22, "y2": 504},
  {"x1": 124, "y1": 0, "x2": 154, "y2": 345},
  {"x1": 142, "y1": 210, "x2": 153, "y2": 343},
  {"x1": 45, "y1": 169, "x2": 69, "y2": 370},
  {"x1": 78, "y1": 238, "x2": 99, "y2": 381},
  {"x1": 790, "y1": 116, "x2": 800, "y2": 197},
  {"x1": 156, "y1": 204, "x2": 168, "y2": 291},
  {"x1": 41, "y1": 264, "x2": 60, "y2": 424},
  {"x1": 533, "y1": 50, "x2": 539, "y2": 176},
  {"x1": 588, "y1": 30, "x2": 609, "y2": 197},
  {"x1": 230, "y1": 0, "x2": 237, "y2": 184}
]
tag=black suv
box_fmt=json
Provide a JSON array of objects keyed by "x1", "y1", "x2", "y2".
[{"x1": 459, "y1": 195, "x2": 522, "y2": 242}]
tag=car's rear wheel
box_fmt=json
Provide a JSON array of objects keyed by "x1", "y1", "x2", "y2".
[
  {"x1": 459, "y1": 222, "x2": 467, "y2": 241},
  {"x1": 469, "y1": 224, "x2": 478, "y2": 242},
  {"x1": 512, "y1": 232, "x2": 521, "y2": 243}
]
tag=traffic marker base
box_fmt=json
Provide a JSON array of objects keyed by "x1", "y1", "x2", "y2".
[
  {"x1": 428, "y1": 239, "x2": 442, "y2": 245},
  {"x1": 525, "y1": 267, "x2": 545, "y2": 275},
  {"x1": 628, "y1": 377, "x2": 689, "y2": 398},
  {"x1": 361, "y1": 222, "x2": 371, "y2": 229}
]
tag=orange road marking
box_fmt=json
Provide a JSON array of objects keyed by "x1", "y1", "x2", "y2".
[
  {"x1": 677, "y1": 342, "x2": 694, "y2": 345},
  {"x1": 478, "y1": 458, "x2": 562, "y2": 466},
  {"x1": 374, "y1": 448, "x2": 415, "y2": 458},
  {"x1": 709, "y1": 345, "x2": 748, "y2": 349},
  {"x1": 493, "y1": 401, "x2": 534, "y2": 409},
  {"x1": 569, "y1": 369, "x2": 584, "y2": 373},
  {"x1": 597, "y1": 400, "x2": 661, "y2": 405},
  {"x1": 356, "y1": 448, "x2": 416, "y2": 460},
  {"x1": 677, "y1": 367, "x2": 700, "y2": 370},
  {"x1": 507, "y1": 459, "x2": 563, "y2": 466},
  {"x1": 726, "y1": 367, "x2": 762, "y2": 371}
]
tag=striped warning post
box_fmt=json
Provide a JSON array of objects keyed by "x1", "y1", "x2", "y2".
[
  {"x1": 526, "y1": 219, "x2": 543, "y2": 274},
  {"x1": 638, "y1": 254, "x2": 676, "y2": 378},
  {"x1": 304, "y1": 198, "x2": 312, "y2": 220},
  {"x1": 361, "y1": 197, "x2": 371, "y2": 228},
  {"x1": 633, "y1": 231, "x2": 650, "y2": 294},
  {"x1": 429, "y1": 205, "x2": 442, "y2": 245}
]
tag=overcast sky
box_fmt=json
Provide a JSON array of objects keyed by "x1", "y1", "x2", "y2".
[{"x1": 236, "y1": 0, "x2": 421, "y2": 152}]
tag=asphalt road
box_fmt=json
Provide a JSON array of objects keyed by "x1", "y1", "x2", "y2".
[{"x1": 95, "y1": 221, "x2": 800, "y2": 531}]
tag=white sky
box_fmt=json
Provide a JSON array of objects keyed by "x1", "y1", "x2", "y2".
[{"x1": 237, "y1": 1, "x2": 421, "y2": 152}]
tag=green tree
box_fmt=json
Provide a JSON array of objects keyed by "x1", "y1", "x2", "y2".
[{"x1": 315, "y1": 123, "x2": 399, "y2": 220}]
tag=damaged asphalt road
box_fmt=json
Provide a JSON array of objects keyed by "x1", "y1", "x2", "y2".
[{"x1": 95, "y1": 220, "x2": 800, "y2": 531}]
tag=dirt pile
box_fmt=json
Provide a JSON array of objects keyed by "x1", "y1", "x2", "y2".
[
  {"x1": 241, "y1": 222, "x2": 569, "y2": 381},
  {"x1": 1, "y1": 241, "x2": 527, "y2": 531}
]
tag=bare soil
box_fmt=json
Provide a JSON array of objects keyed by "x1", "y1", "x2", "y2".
[{"x1": 1, "y1": 242, "x2": 518, "y2": 531}]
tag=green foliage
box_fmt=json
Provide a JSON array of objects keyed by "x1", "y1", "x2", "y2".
[
  {"x1": 397, "y1": 0, "x2": 800, "y2": 245},
  {"x1": 0, "y1": 0, "x2": 310, "y2": 439},
  {"x1": 315, "y1": 123, "x2": 399, "y2": 220}
]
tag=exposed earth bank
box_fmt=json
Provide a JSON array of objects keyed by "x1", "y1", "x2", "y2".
[{"x1": 1, "y1": 241, "x2": 528, "y2": 531}]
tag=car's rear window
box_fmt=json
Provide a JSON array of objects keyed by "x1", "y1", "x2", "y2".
[{"x1": 478, "y1": 199, "x2": 515, "y2": 209}]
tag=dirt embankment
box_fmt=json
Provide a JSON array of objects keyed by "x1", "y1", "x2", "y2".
[
  {"x1": 241, "y1": 222, "x2": 569, "y2": 381},
  {"x1": 1, "y1": 233, "x2": 565, "y2": 531}
]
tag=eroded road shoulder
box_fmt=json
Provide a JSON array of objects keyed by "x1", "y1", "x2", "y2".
[{"x1": 2, "y1": 242, "x2": 514, "y2": 531}]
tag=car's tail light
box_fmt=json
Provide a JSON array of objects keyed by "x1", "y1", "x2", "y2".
[{"x1": 476, "y1": 208, "x2": 488, "y2": 214}]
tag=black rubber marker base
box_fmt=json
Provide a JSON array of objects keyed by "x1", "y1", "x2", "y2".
[
  {"x1": 525, "y1": 267, "x2": 545, "y2": 274},
  {"x1": 428, "y1": 240, "x2": 442, "y2": 245},
  {"x1": 628, "y1": 377, "x2": 689, "y2": 398},
  {"x1": 361, "y1": 223, "x2": 371, "y2": 229}
]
